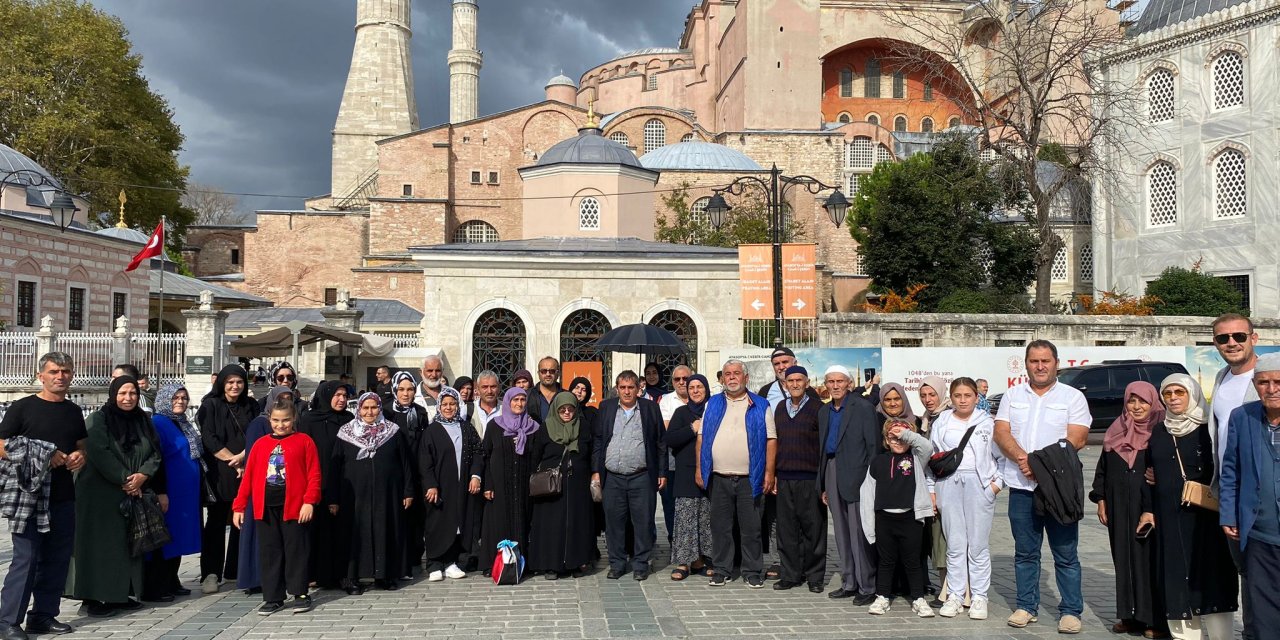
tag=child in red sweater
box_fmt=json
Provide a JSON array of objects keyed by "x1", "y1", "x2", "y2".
[{"x1": 233, "y1": 397, "x2": 321, "y2": 615}]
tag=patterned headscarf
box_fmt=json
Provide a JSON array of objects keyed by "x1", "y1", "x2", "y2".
[
  {"x1": 156, "y1": 383, "x2": 202, "y2": 461},
  {"x1": 337, "y1": 392, "x2": 401, "y2": 459},
  {"x1": 436, "y1": 385, "x2": 463, "y2": 427},
  {"x1": 269, "y1": 360, "x2": 298, "y2": 389},
  {"x1": 494, "y1": 387, "x2": 539, "y2": 455},
  {"x1": 390, "y1": 371, "x2": 417, "y2": 412},
  {"x1": 1159, "y1": 374, "x2": 1208, "y2": 438}
]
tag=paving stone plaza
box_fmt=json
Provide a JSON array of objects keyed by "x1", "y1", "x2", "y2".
[{"x1": 5, "y1": 446, "x2": 1244, "y2": 640}]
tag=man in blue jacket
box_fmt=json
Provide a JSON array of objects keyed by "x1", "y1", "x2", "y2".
[{"x1": 1220, "y1": 352, "x2": 1280, "y2": 640}]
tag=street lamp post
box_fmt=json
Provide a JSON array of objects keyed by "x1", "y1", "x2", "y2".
[
  {"x1": 705, "y1": 164, "x2": 850, "y2": 348},
  {"x1": 0, "y1": 169, "x2": 80, "y2": 232}
]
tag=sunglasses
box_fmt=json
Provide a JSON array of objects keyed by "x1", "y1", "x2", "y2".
[
  {"x1": 538, "y1": 368, "x2": 558, "y2": 374},
  {"x1": 672, "y1": 376, "x2": 688, "y2": 382},
  {"x1": 276, "y1": 374, "x2": 296, "y2": 382},
  {"x1": 1214, "y1": 332, "x2": 1250, "y2": 345}
]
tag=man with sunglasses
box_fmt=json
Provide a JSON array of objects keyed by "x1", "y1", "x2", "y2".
[
  {"x1": 530, "y1": 357, "x2": 563, "y2": 423},
  {"x1": 1208, "y1": 313, "x2": 1260, "y2": 639}
]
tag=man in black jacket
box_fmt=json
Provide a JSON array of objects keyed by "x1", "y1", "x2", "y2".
[
  {"x1": 593, "y1": 370, "x2": 668, "y2": 581},
  {"x1": 816, "y1": 365, "x2": 879, "y2": 604}
]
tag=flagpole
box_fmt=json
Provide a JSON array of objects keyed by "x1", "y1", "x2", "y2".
[{"x1": 158, "y1": 215, "x2": 165, "y2": 334}]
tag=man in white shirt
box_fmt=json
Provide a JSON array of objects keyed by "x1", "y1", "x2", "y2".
[
  {"x1": 413, "y1": 355, "x2": 447, "y2": 422},
  {"x1": 468, "y1": 370, "x2": 501, "y2": 439},
  {"x1": 993, "y1": 340, "x2": 1091, "y2": 634}
]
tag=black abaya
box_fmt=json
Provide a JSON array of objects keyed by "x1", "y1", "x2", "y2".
[
  {"x1": 419, "y1": 420, "x2": 483, "y2": 563},
  {"x1": 1090, "y1": 449, "x2": 1162, "y2": 627},
  {"x1": 527, "y1": 425, "x2": 595, "y2": 573},
  {"x1": 387, "y1": 405, "x2": 430, "y2": 574},
  {"x1": 474, "y1": 420, "x2": 536, "y2": 572},
  {"x1": 327, "y1": 431, "x2": 414, "y2": 583},
  {"x1": 297, "y1": 388, "x2": 351, "y2": 589}
]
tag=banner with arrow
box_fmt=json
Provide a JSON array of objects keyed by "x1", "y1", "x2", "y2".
[
  {"x1": 738, "y1": 244, "x2": 773, "y2": 320},
  {"x1": 781, "y1": 243, "x2": 817, "y2": 319}
]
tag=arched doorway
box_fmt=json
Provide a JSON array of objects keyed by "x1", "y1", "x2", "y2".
[
  {"x1": 646, "y1": 310, "x2": 697, "y2": 383},
  {"x1": 472, "y1": 309, "x2": 526, "y2": 388},
  {"x1": 559, "y1": 309, "x2": 613, "y2": 390}
]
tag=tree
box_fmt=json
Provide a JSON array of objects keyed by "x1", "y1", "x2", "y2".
[
  {"x1": 656, "y1": 183, "x2": 800, "y2": 248},
  {"x1": 1080, "y1": 290, "x2": 1159, "y2": 316},
  {"x1": 880, "y1": 0, "x2": 1136, "y2": 312},
  {"x1": 850, "y1": 136, "x2": 1038, "y2": 310},
  {"x1": 1146, "y1": 265, "x2": 1247, "y2": 316},
  {"x1": 182, "y1": 182, "x2": 249, "y2": 226},
  {"x1": 0, "y1": 0, "x2": 193, "y2": 239}
]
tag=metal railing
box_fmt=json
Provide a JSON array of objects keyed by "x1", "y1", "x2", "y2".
[
  {"x1": 0, "y1": 333, "x2": 38, "y2": 386},
  {"x1": 131, "y1": 333, "x2": 187, "y2": 385},
  {"x1": 375, "y1": 332, "x2": 421, "y2": 349},
  {"x1": 741, "y1": 319, "x2": 819, "y2": 349},
  {"x1": 55, "y1": 332, "x2": 114, "y2": 386}
]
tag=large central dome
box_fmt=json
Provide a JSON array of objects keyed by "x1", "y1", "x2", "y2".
[{"x1": 534, "y1": 127, "x2": 642, "y2": 168}]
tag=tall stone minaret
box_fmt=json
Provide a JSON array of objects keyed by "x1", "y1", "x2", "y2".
[
  {"x1": 448, "y1": 0, "x2": 482, "y2": 123},
  {"x1": 331, "y1": 0, "x2": 419, "y2": 203}
]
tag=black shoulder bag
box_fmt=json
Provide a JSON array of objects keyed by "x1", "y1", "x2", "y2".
[{"x1": 927, "y1": 424, "x2": 977, "y2": 479}]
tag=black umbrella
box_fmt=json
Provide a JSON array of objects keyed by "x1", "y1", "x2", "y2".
[{"x1": 594, "y1": 323, "x2": 687, "y2": 356}]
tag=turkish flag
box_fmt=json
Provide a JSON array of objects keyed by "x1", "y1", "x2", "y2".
[{"x1": 125, "y1": 221, "x2": 164, "y2": 272}]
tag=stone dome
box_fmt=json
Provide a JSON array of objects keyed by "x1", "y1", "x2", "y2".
[
  {"x1": 0, "y1": 143, "x2": 62, "y2": 188},
  {"x1": 638, "y1": 141, "x2": 764, "y2": 172},
  {"x1": 546, "y1": 73, "x2": 576, "y2": 88},
  {"x1": 96, "y1": 225, "x2": 150, "y2": 244},
  {"x1": 535, "y1": 127, "x2": 642, "y2": 168}
]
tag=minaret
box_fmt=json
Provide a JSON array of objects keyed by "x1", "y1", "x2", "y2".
[
  {"x1": 331, "y1": 0, "x2": 419, "y2": 204},
  {"x1": 448, "y1": 0, "x2": 482, "y2": 123}
]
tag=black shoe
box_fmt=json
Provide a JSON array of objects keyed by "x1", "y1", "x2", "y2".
[
  {"x1": 606, "y1": 569, "x2": 624, "y2": 580},
  {"x1": 544, "y1": 571, "x2": 559, "y2": 580},
  {"x1": 84, "y1": 601, "x2": 116, "y2": 618},
  {"x1": 140, "y1": 593, "x2": 174, "y2": 603},
  {"x1": 23, "y1": 619, "x2": 70, "y2": 635},
  {"x1": 113, "y1": 600, "x2": 142, "y2": 611},
  {"x1": 828, "y1": 588, "x2": 856, "y2": 599},
  {"x1": 852, "y1": 593, "x2": 877, "y2": 606},
  {"x1": 773, "y1": 580, "x2": 802, "y2": 591},
  {"x1": 633, "y1": 569, "x2": 649, "y2": 581},
  {"x1": 291, "y1": 595, "x2": 313, "y2": 614},
  {"x1": 257, "y1": 601, "x2": 283, "y2": 616},
  {"x1": 341, "y1": 582, "x2": 362, "y2": 596},
  {"x1": 171, "y1": 587, "x2": 192, "y2": 596},
  {"x1": 2, "y1": 624, "x2": 27, "y2": 640},
  {"x1": 929, "y1": 597, "x2": 945, "y2": 608},
  {"x1": 244, "y1": 587, "x2": 262, "y2": 596},
  {"x1": 745, "y1": 576, "x2": 765, "y2": 589},
  {"x1": 709, "y1": 574, "x2": 726, "y2": 587},
  {"x1": 384, "y1": 580, "x2": 399, "y2": 591},
  {"x1": 808, "y1": 584, "x2": 824, "y2": 593}
]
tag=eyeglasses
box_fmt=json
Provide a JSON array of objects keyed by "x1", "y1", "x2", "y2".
[
  {"x1": 557, "y1": 406, "x2": 575, "y2": 414},
  {"x1": 1214, "y1": 332, "x2": 1250, "y2": 345},
  {"x1": 276, "y1": 374, "x2": 296, "y2": 382},
  {"x1": 672, "y1": 376, "x2": 688, "y2": 382},
  {"x1": 538, "y1": 368, "x2": 558, "y2": 374}
]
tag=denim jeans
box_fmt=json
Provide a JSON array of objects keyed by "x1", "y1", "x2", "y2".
[
  {"x1": 0, "y1": 500, "x2": 75, "y2": 626},
  {"x1": 1007, "y1": 488, "x2": 1082, "y2": 617}
]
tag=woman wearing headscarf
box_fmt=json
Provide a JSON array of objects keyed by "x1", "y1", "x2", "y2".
[
  {"x1": 453, "y1": 376, "x2": 474, "y2": 422},
  {"x1": 876, "y1": 383, "x2": 918, "y2": 432},
  {"x1": 1150, "y1": 375, "x2": 1237, "y2": 640},
  {"x1": 1090, "y1": 381, "x2": 1167, "y2": 638},
  {"x1": 327, "y1": 392, "x2": 414, "y2": 593},
  {"x1": 512, "y1": 369, "x2": 534, "y2": 391},
  {"x1": 142, "y1": 385, "x2": 203, "y2": 602},
  {"x1": 568, "y1": 377, "x2": 604, "y2": 542},
  {"x1": 663, "y1": 374, "x2": 713, "y2": 580},
  {"x1": 296, "y1": 380, "x2": 351, "y2": 590},
  {"x1": 267, "y1": 361, "x2": 307, "y2": 416},
  {"x1": 474, "y1": 387, "x2": 541, "y2": 575},
  {"x1": 69, "y1": 376, "x2": 164, "y2": 616},
  {"x1": 527, "y1": 392, "x2": 595, "y2": 579},
  {"x1": 419, "y1": 386, "x2": 483, "y2": 581},
  {"x1": 917, "y1": 376, "x2": 950, "y2": 437},
  {"x1": 918, "y1": 376, "x2": 951, "y2": 602},
  {"x1": 384, "y1": 372, "x2": 431, "y2": 577},
  {"x1": 197, "y1": 364, "x2": 258, "y2": 594},
  {"x1": 234, "y1": 386, "x2": 294, "y2": 594}
]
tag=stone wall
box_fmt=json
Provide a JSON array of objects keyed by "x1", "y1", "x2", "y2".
[
  {"x1": 183, "y1": 226, "x2": 246, "y2": 277},
  {"x1": 241, "y1": 212, "x2": 368, "y2": 306}
]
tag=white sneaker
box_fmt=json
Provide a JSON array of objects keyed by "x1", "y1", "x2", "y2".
[
  {"x1": 969, "y1": 596, "x2": 988, "y2": 620},
  {"x1": 939, "y1": 598, "x2": 963, "y2": 618},
  {"x1": 427, "y1": 570, "x2": 444, "y2": 582},
  {"x1": 444, "y1": 564, "x2": 466, "y2": 579},
  {"x1": 868, "y1": 595, "x2": 891, "y2": 615},
  {"x1": 201, "y1": 574, "x2": 219, "y2": 595},
  {"x1": 912, "y1": 597, "x2": 936, "y2": 618}
]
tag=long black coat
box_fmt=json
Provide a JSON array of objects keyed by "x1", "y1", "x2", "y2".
[
  {"x1": 327, "y1": 430, "x2": 414, "y2": 582},
  {"x1": 197, "y1": 396, "x2": 257, "y2": 501},
  {"x1": 387, "y1": 404, "x2": 431, "y2": 572},
  {"x1": 297, "y1": 401, "x2": 351, "y2": 588},
  {"x1": 663, "y1": 405, "x2": 704, "y2": 499},
  {"x1": 474, "y1": 420, "x2": 538, "y2": 571},
  {"x1": 1147, "y1": 423, "x2": 1238, "y2": 619},
  {"x1": 419, "y1": 420, "x2": 483, "y2": 559},
  {"x1": 1091, "y1": 449, "x2": 1162, "y2": 626},
  {"x1": 527, "y1": 424, "x2": 595, "y2": 572}
]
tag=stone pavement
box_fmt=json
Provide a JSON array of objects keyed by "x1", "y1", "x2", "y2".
[{"x1": 5, "y1": 445, "x2": 1244, "y2": 639}]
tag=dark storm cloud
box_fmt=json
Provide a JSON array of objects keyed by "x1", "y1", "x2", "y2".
[{"x1": 92, "y1": 0, "x2": 692, "y2": 213}]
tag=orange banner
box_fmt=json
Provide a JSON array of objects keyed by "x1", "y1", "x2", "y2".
[
  {"x1": 738, "y1": 244, "x2": 774, "y2": 319},
  {"x1": 562, "y1": 361, "x2": 604, "y2": 408},
  {"x1": 781, "y1": 243, "x2": 817, "y2": 319}
]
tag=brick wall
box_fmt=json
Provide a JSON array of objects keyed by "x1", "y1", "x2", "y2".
[
  {"x1": 241, "y1": 212, "x2": 368, "y2": 306},
  {"x1": 184, "y1": 227, "x2": 246, "y2": 277},
  {"x1": 351, "y1": 268, "x2": 425, "y2": 313}
]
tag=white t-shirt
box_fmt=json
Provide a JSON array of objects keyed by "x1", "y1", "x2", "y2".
[
  {"x1": 994, "y1": 381, "x2": 1092, "y2": 491},
  {"x1": 1213, "y1": 368, "x2": 1254, "y2": 470},
  {"x1": 659, "y1": 392, "x2": 687, "y2": 424}
]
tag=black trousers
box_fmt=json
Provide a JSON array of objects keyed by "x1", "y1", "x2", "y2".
[
  {"x1": 142, "y1": 556, "x2": 182, "y2": 597},
  {"x1": 710, "y1": 474, "x2": 764, "y2": 580},
  {"x1": 202, "y1": 501, "x2": 240, "y2": 580},
  {"x1": 875, "y1": 511, "x2": 924, "y2": 600},
  {"x1": 603, "y1": 471, "x2": 656, "y2": 572},
  {"x1": 427, "y1": 537, "x2": 463, "y2": 573},
  {"x1": 1244, "y1": 538, "x2": 1280, "y2": 640},
  {"x1": 0, "y1": 500, "x2": 74, "y2": 627},
  {"x1": 403, "y1": 500, "x2": 426, "y2": 575},
  {"x1": 1229, "y1": 536, "x2": 1255, "y2": 639},
  {"x1": 775, "y1": 478, "x2": 827, "y2": 586},
  {"x1": 257, "y1": 505, "x2": 310, "y2": 603}
]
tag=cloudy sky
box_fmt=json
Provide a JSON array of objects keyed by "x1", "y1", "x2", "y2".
[{"x1": 92, "y1": 0, "x2": 694, "y2": 213}]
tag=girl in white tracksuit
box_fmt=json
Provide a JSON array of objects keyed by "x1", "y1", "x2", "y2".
[{"x1": 927, "y1": 377, "x2": 1003, "y2": 620}]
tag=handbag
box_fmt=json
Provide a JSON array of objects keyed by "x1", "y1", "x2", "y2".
[
  {"x1": 491, "y1": 539, "x2": 525, "y2": 585},
  {"x1": 529, "y1": 449, "x2": 568, "y2": 498},
  {"x1": 121, "y1": 490, "x2": 172, "y2": 557},
  {"x1": 927, "y1": 424, "x2": 977, "y2": 479},
  {"x1": 1173, "y1": 433, "x2": 1219, "y2": 512}
]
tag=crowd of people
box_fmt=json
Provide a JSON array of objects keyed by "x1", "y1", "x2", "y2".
[{"x1": 0, "y1": 312, "x2": 1273, "y2": 639}]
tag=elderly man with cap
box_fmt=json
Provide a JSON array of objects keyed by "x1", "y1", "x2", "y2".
[
  {"x1": 1221, "y1": 351, "x2": 1280, "y2": 640},
  {"x1": 771, "y1": 365, "x2": 827, "y2": 593},
  {"x1": 817, "y1": 364, "x2": 880, "y2": 603}
]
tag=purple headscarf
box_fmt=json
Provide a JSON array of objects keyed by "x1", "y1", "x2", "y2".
[{"x1": 494, "y1": 387, "x2": 539, "y2": 454}]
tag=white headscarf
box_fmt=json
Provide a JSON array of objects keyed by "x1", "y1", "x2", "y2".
[{"x1": 1159, "y1": 373, "x2": 1207, "y2": 437}]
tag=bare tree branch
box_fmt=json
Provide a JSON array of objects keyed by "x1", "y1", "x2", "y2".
[{"x1": 182, "y1": 182, "x2": 249, "y2": 226}]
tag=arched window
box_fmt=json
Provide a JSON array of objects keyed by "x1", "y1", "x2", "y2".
[
  {"x1": 853, "y1": 250, "x2": 867, "y2": 276},
  {"x1": 472, "y1": 309, "x2": 527, "y2": 388},
  {"x1": 452, "y1": 220, "x2": 499, "y2": 243},
  {"x1": 876, "y1": 144, "x2": 893, "y2": 164},
  {"x1": 923, "y1": 80, "x2": 933, "y2": 101},
  {"x1": 1146, "y1": 69, "x2": 1175, "y2": 122},
  {"x1": 578, "y1": 197, "x2": 601, "y2": 230},
  {"x1": 1147, "y1": 161, "x2": 1178, "y2": 227},
  {"x1": 1212, "y1": 51, "x2": 1244, "y2": 110},
  {"x1": 840, "y1": 68, "x2": 854, "y2": 97},
  {"x1": 681, "y1": 133, "x2": 694, "y2": 142},
  {"x1": 921, "y1": 117, "x2": 934, "y2": 133},
  {"x1": 560, "y1": 309, "x2": 613, "y2": 385},
  {"x1": 1051, "y1": 244, "x2": 1068, "y2": 282},
  {"x1": 1078, "y1": 242, "x2": 1094, "y2": 283},
  {"x1": 647, "y1": 310, "x2": 697, "y2": 375},
  {"x1": 844, "y1": 136, "x2": 873, "y2": 169},
  {"x1": 892, "y1": 71, "x2": 905, "y2": 99},
  {"x1": 609, "y1": 131, "x2": 629, "y2": 147},
  {"x1": 948, "y1": 116, "x2": 961, "y2": 129},
  {"x1": 837, "y1": 112, "x2": 852, "y2": 124},
  {"x1": 866, "y1": 114, "x2": 880, "y2": 126},
  {"x1": 894, "y1": 116, "x2": 907, "y2": 132},
  {"x1": 690, "y1": 197, "x2": 711, "y2": 225},
  {"x1": 864, "y1": 59, "x2": 881, "y2": 97},
  {"x1": 643, "y1": 119, "x2": 666, "y2": 154},
  {"x1": 1213, "y1": 148, "x2": 1247, "y2": 219}
]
